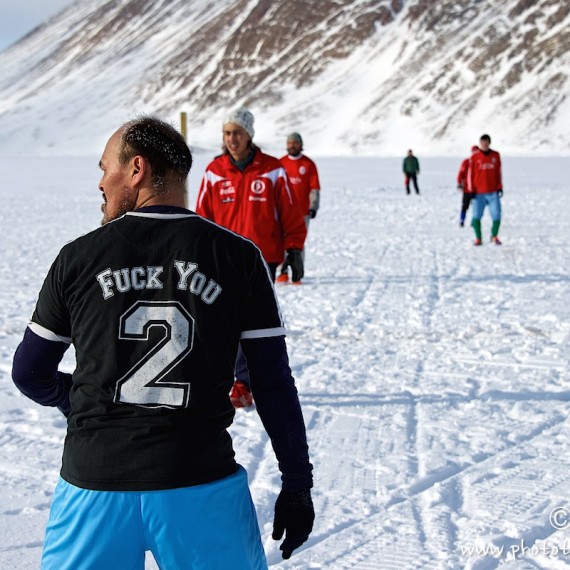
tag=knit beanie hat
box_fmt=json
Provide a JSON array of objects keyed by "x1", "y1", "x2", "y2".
[
  {"x1": 471, "y1": 145, "x2": 479, "y2": 153},
  {"x1": 287, "y1": 132, "x2": 303, "y2": 145},
  {"x1": 223, "y1": 108, "x2": 255, "y2": 139}
]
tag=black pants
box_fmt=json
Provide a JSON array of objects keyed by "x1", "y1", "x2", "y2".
[
  {"x1": 460, "y1": 192, "x2": 473, "y2": 222},
  {"x1": 405, "y1": 174, "x2": 419, "y2": 194}
]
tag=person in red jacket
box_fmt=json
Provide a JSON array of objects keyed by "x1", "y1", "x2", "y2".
[
  {"x1": 457, "y1": 145, "x2": 479, "y2": 227},
  {"x1": 196, "y1": 109, "x2": 306, "y2": 275},
  {"x1": 196, "y1": 108, "x2": 307, "y2": 407},
  {"x1": 277, "y1": 132, "x2": 321, "y2": 283},
  {"x1": 469, "y1": 134, "x2": 503, "y2": 245}
]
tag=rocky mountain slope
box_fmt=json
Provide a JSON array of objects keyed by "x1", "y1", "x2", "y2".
[{"x1": 0, "y1": 0, "x2": 568, "y2": 155}]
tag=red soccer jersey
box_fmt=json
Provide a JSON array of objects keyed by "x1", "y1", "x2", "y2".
[
  {"x1": 196, "y1": 150, "x2": 307, "y2": 264},
  {"x1": 457, "y1": 158, "x2": 472, "y2": 192},
  {"x1": 469, "y1": 149, "x2": 502, "y2": 195},
  {"x1": 279, "y1": 154, "x2": 321, "y2": 215}
]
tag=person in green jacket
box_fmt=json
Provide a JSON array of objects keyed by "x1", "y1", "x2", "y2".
[{"x1": 402, "y1": 149, "x2": 420, "y2": 194}]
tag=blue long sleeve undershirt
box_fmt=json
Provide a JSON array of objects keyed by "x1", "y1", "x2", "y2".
[
  {"x1": 242, "y1": 335, "x2": 313, "y2": 491},
  {"x1": 12, "y1": 327, "x2": 72, "y2": 415}
]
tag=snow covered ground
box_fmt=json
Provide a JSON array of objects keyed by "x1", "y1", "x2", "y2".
[{"x1": 0, "y1": 153, "x2": 568, "y2": 569}]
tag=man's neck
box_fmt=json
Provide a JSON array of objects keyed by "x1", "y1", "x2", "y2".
[
  {"x1": 135, "y1": 187, "x2": 187, "y2": 209},
  {"x1": 134, "y1": 205, "x2": 190, "y2": 214},
  {"x1": 230, "y1": 148, "x2": 256, "y2": 172}
]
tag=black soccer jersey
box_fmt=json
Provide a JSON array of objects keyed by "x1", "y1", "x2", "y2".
[{"x1": 30, "y1": 208, "x2": 285, "y2": 491}]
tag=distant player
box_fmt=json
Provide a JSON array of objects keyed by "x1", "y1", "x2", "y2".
[
  {"x1": 457, "y1": 145, "x2": 479, "y2": 226},
  {"x1": 12, "y1": 116, "x2": 314, "y2": 568},
  {"x1": 278, "y1": 132, "x2": 321, "y2": 283},
  {"x1": 470, "y1": 134, "x2": 503, "y2": 245},
  {"x1": 403, "y1": 149, "x2": 420, "y2": 194}
]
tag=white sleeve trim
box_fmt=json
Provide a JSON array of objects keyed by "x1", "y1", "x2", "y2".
[
  {"x1": 29, "y1": 322, "x2": 72, "y2": 344},
  {"x1": 240, "y1": 327, "x2": 286, "y2": 340}
]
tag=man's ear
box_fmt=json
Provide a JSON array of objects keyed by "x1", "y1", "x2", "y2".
[{"x1": 132, "y1": 155, "x2": 146, "y2": 182}]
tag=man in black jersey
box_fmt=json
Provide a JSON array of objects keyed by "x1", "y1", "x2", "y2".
[{"x1": 12, "y1": 116, "x2": 314, "y2": 569}]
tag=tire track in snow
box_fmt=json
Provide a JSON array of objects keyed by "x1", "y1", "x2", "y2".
[
  {"x1": 284, "y1": 407, "x2": 569, "y2": 568},
  {"x1": 0, "y1": 406, "x2": 63, "y2": 570},
  {"x1": 0, "y1": 407, "x2": 64, "y2": 493},
  {"x1": 398, "y1": 248, "x2": 450, "y2": 561}
]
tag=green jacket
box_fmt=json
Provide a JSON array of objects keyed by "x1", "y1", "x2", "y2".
[{"x1": 403, "y1": 155, "x2": 420, "y2": 175}]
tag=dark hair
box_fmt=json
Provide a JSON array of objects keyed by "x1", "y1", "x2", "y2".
[
  {"x1": 119, "y1": 116, "x2": 192, "y2": 189},
  {"x1": 480, "y1": 134, "x2": 491, "y2": 142}
]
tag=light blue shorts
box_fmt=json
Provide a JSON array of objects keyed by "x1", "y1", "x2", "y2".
[
  {"x1": 472, "y1": 191, "x2": 502, "y2": 222},
  {"x1": 41, "y1": 466, "x2": 267, "y2": 570}
]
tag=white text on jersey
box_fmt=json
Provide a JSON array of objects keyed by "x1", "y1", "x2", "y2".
[{"x1": 96, "y1": 262, "x2": 222, "y2": 305}]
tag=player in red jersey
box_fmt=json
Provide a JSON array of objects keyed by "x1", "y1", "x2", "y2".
[
  {"x1": 278, "y1": 132, "x2": 321, "y2": 283},
  {"x1": 196, "y1": 109, "x2": 306, "y2": 279},
  {"x1": 196, "y1": 109, "x2": 307, "y2": 407},
  {"x1": 469, "y1": 134, "x2": 503, "y2": 245},
  {"x1": 457, "y1": 145, "x2": 479, "y2": 227}
]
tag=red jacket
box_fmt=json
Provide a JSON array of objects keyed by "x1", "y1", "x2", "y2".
[
  {"x1": 469, "y1": 149, "x2": 502, "y2": 195},
  {"x1": 457, "y1": 158, "x2": 471, "y2": 192},
  {"x1": 196, "y1": 150, "x2": 307, "y2": 264},
  {"x1": 279, "y1": 154, "x2": 321, "y2": 215}
]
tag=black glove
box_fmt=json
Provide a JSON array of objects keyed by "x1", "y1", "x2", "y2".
[
  {"x1": 285, "y1": 249, "x2": 304, "y2": 282},
  {"x1": 272, "y1": 488, "x2": 314, "y2": 559},
  {"x1": 308, "y1": 209, "x2": 317, "y2": 219},
  {"x1": 498, "y1": 189, "x2": 503, "y2": 197}
]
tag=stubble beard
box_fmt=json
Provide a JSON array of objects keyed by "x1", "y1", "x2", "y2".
[{"x1": 101, "y1": 189, "x2": 136, "y2": 225}]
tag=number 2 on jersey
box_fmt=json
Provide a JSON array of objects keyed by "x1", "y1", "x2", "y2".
[{"x1": 114, "y1": 301, "x2": 194, "y2": 408}]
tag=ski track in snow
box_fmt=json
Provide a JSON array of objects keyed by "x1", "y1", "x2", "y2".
[{"x1": 0, "y1": 156, "x2": 569, "y2": 569}]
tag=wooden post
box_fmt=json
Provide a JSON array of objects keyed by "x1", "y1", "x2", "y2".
[
  {"x1": 180, "y1": 112, "x2": 189, "y2": 207},
  {"x1": 180, "y1": 112, "x2": 188, "y2": 141}
]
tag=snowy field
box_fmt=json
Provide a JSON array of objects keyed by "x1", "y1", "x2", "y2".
[{"x1": 0, "y1": 153, "x2": 569, "y2": 569}]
